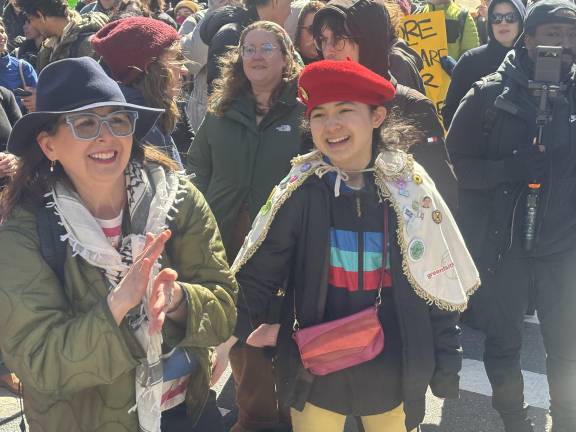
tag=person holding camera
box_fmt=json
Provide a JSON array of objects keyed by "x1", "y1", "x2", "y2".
[{"x1": 446, "y1": 1, "x2": 576, "y2": 431}]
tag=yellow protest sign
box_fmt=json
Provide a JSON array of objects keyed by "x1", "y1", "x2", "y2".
[{"x1": 400, "y1": 11, "x2": 451, "y2": 113}]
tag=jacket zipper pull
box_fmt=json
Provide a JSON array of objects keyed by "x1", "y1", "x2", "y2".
[{"x1": 356, "y1": 196, "x2": 362, "y2": 218}]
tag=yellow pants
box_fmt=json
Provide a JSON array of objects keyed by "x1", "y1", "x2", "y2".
[{"x1": 291, "y1": 402, "x2": 414, "y2": 432}]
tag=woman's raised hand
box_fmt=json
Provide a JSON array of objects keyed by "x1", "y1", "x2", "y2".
[
  {"x1": 107, "y1": 230, "x2": 172, "y2": 325},
  {"x1": 148, "y1": 268, "x2": 180, "y2": 335}
]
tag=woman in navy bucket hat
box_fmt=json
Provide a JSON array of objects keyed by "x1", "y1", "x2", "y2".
[{"x1": 0, "y1": 57, "x2": 237, "y2": 432}]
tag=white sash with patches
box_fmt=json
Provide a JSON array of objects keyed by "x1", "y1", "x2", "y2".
[{"x1": 232, "y1": 150, "x2": 479, "y2": 312}]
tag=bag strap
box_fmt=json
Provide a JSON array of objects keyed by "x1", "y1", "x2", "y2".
[
  {"x1": 35, "y1": 203, "x2": 67, "y2": 285},
  {"x1": 292, "y1": 203, "x2": 390, "y2": 331}
]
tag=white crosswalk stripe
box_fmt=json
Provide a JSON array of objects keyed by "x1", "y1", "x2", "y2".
[{"x1": 460, "y1": 358, "x2": 550, "y2": 409}]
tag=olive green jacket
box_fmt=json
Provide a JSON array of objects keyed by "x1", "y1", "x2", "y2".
[
  {"x1": 36, "y1": 11, "x2": 109, "y2": 71},
  {"x1": 0, "y1": 177, "x2": 238, "y2": 431}
]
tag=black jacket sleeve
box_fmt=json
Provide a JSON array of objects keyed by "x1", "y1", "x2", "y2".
[
  {"x1": 233, "y1": 191, "x2": 303, "y2": 341},
  {"x1": 442, "y1": 54, "x2": 474, "y2": 129},
  {"x1": 3, "y1": 89, "x2": 21, "y2": 127},
  {"x1": 428, "y1": 305, "x2": 462, "y2": 399},
  {"x1": 446, "y1": 85, "x2": 513, "y2": 190}
]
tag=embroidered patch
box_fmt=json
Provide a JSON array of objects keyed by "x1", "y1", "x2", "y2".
[
  {"x1": 395, "y1": 179, "x2": 407, "y2": 189},
  {"x1": 403, "y1": 206, "x2": 414, "y2": 221},
  {"x1": 408, "y1": 238, "x2": 425, "y2": 262},
  {"x1": 412, "y1": 200, "x2": 420, "y2": 211},
  {"x1": 300, "y1": 162, "x2": 312, "y2": 173},
  {"x1": 421, "y1": 196, "x2": 432, "y2": 209},
  {"x1": 276, "y1": 124, "x2": 291, "y2": 132},
  {"x1": 427, "y1": 261, "x2": 455, "y2": 280},
  {"x1": 432, "y1": 210, "x2": 442, "y2": 224},
  {"x1": 260, "y1": 200, "x2": 272, "y2": 215}
]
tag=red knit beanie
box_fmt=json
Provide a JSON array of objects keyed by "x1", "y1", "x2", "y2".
[
  {"x1": 298, "y1": 60, "x2": 396, "y2": 117},
  {"x1": 92, "y1": 17, "x2": 179, "y2": 85}
]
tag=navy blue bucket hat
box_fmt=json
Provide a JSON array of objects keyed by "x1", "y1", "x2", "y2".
[{"x1": 7, "y1": 57, "x2": 164, "y2": 157}]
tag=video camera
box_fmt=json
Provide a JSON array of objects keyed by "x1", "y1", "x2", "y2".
[{"x1": 523, "y1": 46, "x2": 567, "y2": 251}]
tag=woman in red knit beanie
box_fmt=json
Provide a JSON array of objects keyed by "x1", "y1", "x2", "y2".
[{"x1": 92, "y1": 16, "x2": 187, "y2": 166}]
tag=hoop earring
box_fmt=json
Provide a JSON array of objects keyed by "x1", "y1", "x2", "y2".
[{"x1": 50, "y1": 160, "x2": 56, "y2": 173}]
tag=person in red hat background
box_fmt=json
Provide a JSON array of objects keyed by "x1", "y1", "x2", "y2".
[
  {"x1": 213, "y1": 59, "x2": 479, "y2": 432},
  {"x1": 92, "y1": 16, "x2": 187, "y2": 166}
]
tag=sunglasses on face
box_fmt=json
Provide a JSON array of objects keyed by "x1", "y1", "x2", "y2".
[
  {"x1": 491, "y1": 12, "x2": 519, "y2": 24},
  {"x1": 240, "y1": 43, "x2": 280, "y2": 59},
  {"x1": 64, "y1": 110, "x2": 138, "y2": 141}
]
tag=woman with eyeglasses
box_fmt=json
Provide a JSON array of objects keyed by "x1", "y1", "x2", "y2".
[
  {"x1": 442, "y1": 0, "x2": 526, "y2": 128},
  {"x1": 92, "y1": 16, "x2": 188, "y2": 166},
  {"x1": 294, "y1": 1, "x2": 324, "y2": 64},
  {"x1": 0, "y1": 57, "x2": 237, "y2": 432},
  {"x1": 187, "y1": 20, "x2": 303, "y2": 432}
]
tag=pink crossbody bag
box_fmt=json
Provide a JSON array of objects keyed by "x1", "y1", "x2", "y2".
[{"x1": 292, "y1": 208, "x2": 389, "y2": 376}]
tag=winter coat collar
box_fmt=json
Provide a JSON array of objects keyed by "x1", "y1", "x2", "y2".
[{"x1": 224, "y1": 80, "x2": 300, "y2": 131}]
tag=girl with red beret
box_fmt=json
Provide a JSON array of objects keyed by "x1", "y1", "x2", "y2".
[{"x1": 214, "y1": 59, "x2": 480, "y2": 432}]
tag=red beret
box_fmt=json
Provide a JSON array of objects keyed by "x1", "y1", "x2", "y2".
[
  {"x1": 298, "y1": 60, "x2": 396, "y2": 117},
  {"x1": 92, "y1": 17, "x2": 179, "y2": 85}
]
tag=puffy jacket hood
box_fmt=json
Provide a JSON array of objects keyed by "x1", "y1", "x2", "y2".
[
  {"x1": 313, "y1": 0, "x2": 393, "y2": 78},
  {"x1": 487, "y1": 0, "x2": 526, "y2": 46}
]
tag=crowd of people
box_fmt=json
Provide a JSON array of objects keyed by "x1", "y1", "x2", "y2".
[{"x1": 0, "y1": 0, "x2": 574, "y2": 431}]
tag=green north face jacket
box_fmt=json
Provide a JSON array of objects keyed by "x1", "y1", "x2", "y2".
[
  {"x1": 186, "y1": 81, "x2": 305, "y2": 256},
  {"x1": 0, "y1": 176, "x2": 238, "y2": 431}
]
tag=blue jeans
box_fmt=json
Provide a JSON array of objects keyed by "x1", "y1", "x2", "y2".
[{"x1": 161, "y1": 390, "x2": 225, "y2": 432}]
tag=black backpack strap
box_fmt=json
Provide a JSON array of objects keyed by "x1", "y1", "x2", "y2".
[{"x1": 35, "y1": 204, "x2": 67, "y2": 285}]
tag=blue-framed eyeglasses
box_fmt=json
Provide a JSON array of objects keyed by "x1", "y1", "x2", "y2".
[{"x1": 64, "y1": 110, "x2": 139, "y2": 141}]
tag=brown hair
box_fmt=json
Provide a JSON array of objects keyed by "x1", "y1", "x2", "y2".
[
  {"x1": 294, "y1": 1, "x2": 324, "y2": 56},
  {"x1": 133, "y1": 41, "x2": 183, "y2": 134},
  {"x1": 0, "y1": 120, "x2": 179, "y2": 221},
  {"x1": 208, "y1": 20, "x2": 301, "y2": 117}
]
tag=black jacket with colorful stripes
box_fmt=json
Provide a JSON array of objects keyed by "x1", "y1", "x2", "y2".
[{"x1": 233, "y1": 174, "x2": 462, "y2": 430}]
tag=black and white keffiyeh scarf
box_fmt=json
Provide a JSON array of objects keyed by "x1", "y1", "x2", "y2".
[{"x1": 45, "y1": 161, "x2": 186, "y2": 432}]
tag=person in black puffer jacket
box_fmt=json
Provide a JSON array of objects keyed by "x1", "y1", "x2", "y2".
[{"x1": 442, "y1": 0, "x2": 525, "y2": 128}]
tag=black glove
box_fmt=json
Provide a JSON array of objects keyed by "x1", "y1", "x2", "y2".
[{"x1": 503, "y1": 146, "x2": 548, "y2": 182}]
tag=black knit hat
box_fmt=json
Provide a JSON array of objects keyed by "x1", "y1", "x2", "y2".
[{"x1": 515, "y1": 0, "x2": 576, "y2": 47}]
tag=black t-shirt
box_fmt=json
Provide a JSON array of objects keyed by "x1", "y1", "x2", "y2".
[{"x1": 307, "y1": 174, "x2": 403, "y2": 416}]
